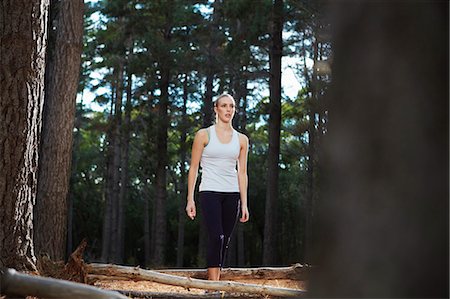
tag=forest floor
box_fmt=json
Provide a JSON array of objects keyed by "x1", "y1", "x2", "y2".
[
  {"x1": 95, "y1": 277, "x2": 307, "y2": 298},
  {"x1": 3, "y1": 241, "x2": 307, "y2": 298}
]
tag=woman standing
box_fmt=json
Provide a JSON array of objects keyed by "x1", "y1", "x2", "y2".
[{"x1": 186, "y1": 93, "x2": 249, "y2": 281}]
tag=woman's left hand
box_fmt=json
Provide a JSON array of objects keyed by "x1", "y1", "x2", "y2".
[{"x1": 240, "y1": 205, "x2": 249, "y2": 223}]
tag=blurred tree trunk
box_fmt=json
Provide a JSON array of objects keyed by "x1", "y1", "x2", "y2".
[
  {"x1": 0, "y1": 0, "x2": 49, "y2": 271},
  {"x1": 263, "y1": 0, "x2": 283, "y2": 265},
  {"x1": 311, "y1": 1, "x2": 448, "y2": 297},
  {"x1": 35, "y1": 0, "x2": 83, "y2": 262},
  {"x1": 176, "y1": 75, "x2": 189, "y2": 267}
]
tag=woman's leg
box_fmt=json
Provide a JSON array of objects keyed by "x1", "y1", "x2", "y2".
[
  {"x1": 199, "y1": 192, "x2": 224, "y2": 280},
  {"x1": 220, "y1": 193, "x2": 240, "y2": 267},
  {"x1": 207, "y1": 267, "x2": 220, "y2": 280}
]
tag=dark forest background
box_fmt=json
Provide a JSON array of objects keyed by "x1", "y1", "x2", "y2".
[{"x1": 69, "y1": 0, "x2": 330, "y2": 268}]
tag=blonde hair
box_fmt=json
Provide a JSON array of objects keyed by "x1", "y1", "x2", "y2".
[
  {"x1": 213, "y1": 93, "x2": 235, "y2": 123},
  {"x1": 213, "y1": 93, "x2": 234, "y2": 107}
]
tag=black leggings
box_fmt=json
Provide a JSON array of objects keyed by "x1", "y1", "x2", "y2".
[{"x1": 199, "y1": 191, "x2": 240, "y2": 268}]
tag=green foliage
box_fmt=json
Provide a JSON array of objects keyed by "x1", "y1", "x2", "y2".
[{"x1": 72, "y1": 0, "x2": 329, "y2": 267}]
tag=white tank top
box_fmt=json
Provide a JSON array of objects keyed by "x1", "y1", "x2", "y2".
[{"x1": 199, "y1": 125, "x2": 240, "y2": 192}]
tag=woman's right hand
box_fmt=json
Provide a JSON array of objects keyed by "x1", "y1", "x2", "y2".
[{"x1": 186, "y1": 200, "x2": 196, "y2": 220}]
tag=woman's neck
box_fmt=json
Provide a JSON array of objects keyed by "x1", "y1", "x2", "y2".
[{"x1": 215, "y1": 120, "x2": 233, "y2": 131}]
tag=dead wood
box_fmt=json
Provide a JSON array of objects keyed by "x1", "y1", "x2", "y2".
[
  {"x1": 157, "y1": 264, "x2": 310, "y2": 280},
  {"x1": 87, "y1": 262, "x2": 309, "y2": 281},
  {"x1": 115, "y1": 289, "x2": 263, "y2": 298},
  {"x1": 0, "y1": 268, "x2": 127, "y2": 299},
  {"x1": 36, "y1": 238, "x2": 87, "y2": 283},
  {"x1": 86, "y1": 263, "x2": 306, "y2": 297}
]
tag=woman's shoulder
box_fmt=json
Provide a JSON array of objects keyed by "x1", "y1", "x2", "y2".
[
  {"x1": 235, "y1": 130, "x2": 249, "y2": 145},
  {"x1": 195, "y1": 127, "x2": 211, "y2": 146}
]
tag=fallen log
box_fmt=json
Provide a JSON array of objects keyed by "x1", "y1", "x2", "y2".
[
  {"x1": 158, "y1": 264, "x2": 309, "y2": 280},
  {"x1": 0, "y1": 268, "x2": 127, "y2": 299},
  {"x1": 88, "y1": 263, "x2": 310, "y2": 281},
  {"x1": 116, "y1": 290, "x2": 262, "y2": 298},
  {"x1": 86, "y1": 263, "x2": 306, "y2": 297}
]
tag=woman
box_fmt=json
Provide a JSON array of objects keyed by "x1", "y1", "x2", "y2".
[{"x1": 186, "y1": 93, "x2": 249, "y2": 281}]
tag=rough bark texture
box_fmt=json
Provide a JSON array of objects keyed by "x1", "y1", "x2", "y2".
[
  {"x1": 263, "y1": 0, "x2": 283, "y2": 265},
  {"x1": 0, "y1": 0, "x2": 49, "y2": 271},
  {"x1": 310, "y1": 1, "x2": 448, "y2": 297},
  {"x1": 35, "y1": 0, "x2": 84, "y2": 262}
]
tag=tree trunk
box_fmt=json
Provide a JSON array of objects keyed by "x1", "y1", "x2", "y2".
[
  {"x1": 0, "y1": 0, "x2": 49, "y2": 271},
  {"x1": 237, "y1": 78, "x2": 248, "y2": 266},
  {"x1": 303, "y1": 36, "x2": 319, "y2": 264},
  {"x1": 310, "y1": 2, "x2": 448, "y2": 298},
  {"x1": 203, "y1": 70, "x2": 214, "y2": 127},
  {"x1": 101, "y1": 63, "x2": 124, "y2": 263},
  {"x1": 151, "y1": 64, "x2": 169, "y2": 266},
  {"x1": 176, "y1": 75, "x2": 189, "y2": 267},
  {"x1": 35, "y1": 0, "x2": 83, "y2": 262},
  {"x1": 143, "y1": 182, "x2": 151, "y2": 267},
  {"x1": 202, "y1": 0, "x2": 221, "y2": 127},
  {"x1": 116, "y1": 64, "x2": 132, "y2": 264},
  {"x1": 101, "y1": 84, "x2": 115, "y2": 262},
  {"x1": 263, "y1": 0, "x2": 283, "y2": 266},
  {"x1": 110, "y1": 62, "x2": 124, "y2": 263}
]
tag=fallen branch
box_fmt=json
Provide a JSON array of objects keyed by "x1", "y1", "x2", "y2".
[
  {"x1": 86, "y1": 263, "x2": 306, "y2": 297},
  {"x1": 157, "y1": 264, "x2": 310, "y2": 280},
  {"x1": 116, "y1": 289, "x2": 262, "y2": 298},
  {"x1": 0, "y1": 268, "x2": 127, "y2": 299},
  {"x1": 88, "y1": 263, "x2": 310, "y2": 281}
]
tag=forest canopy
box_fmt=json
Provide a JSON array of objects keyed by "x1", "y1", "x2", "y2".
[{"x1": 71, "y1": 0, "x2": 330, "y2": 268}]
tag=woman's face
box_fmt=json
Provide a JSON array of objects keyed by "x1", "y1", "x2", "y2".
[{"x1": 214, "y1": 95, "x2": 236, "y2": 123}]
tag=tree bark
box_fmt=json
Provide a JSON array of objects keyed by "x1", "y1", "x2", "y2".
[
  {"x1": 202, "y1": 0, "x2": 221, "y2": 127},
  {"x1": 303, "y1": 36, "x2": 319, "y2": 264},
  {"x1": 102, "y1": 62, "x2": 124, "y2": 263},
  {"x1": 143, "y1": 182, "x2": 151, "y2": 267},
  {"x1": 176, "y1": 75, "x2": 189, "y2": 267},
  {"x1": 152, "y1": 62, "x2": 170, "y2": 266},
  {"x1": 310, "y1": 2, "x2": 448, "y2": 298},
  {"x1": 0, "y1": 0, "x2": 49, "y2": 271},
  {"x1": 110, "y1": 61, "x2": 124, "y2": 263},
  {"x1": 116, "y1": 63, "x2": 132, "y2": 264},
  {"x1": 1, "y1": 268, "x2": 127, "y2": 299},
  {"x1": 35, "y1": 0, "x2": 83, "y2": 262},
  {"x1": 263, "y1": 0, "x2": 283, "y2": 265},
  {"x1": 87, "y1": 263, "x2": 310, "y2": 281},
  {"x1": 203, "y1": 69, "x2": 214, "y2": 127}
]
